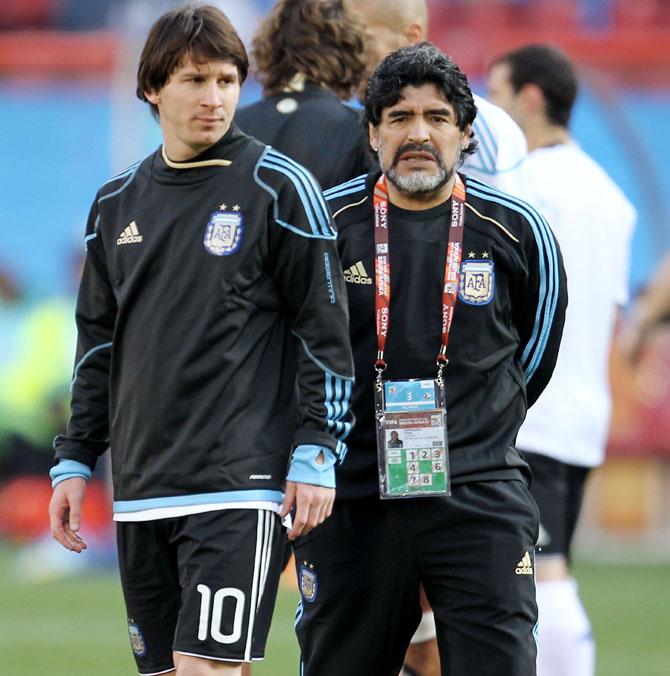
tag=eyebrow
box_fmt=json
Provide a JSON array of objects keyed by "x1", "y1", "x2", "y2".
[
  {"x1": 178, "y1": 68, "x2": 238, "y2": 79},
  {"x1": 387, "y1": 108, "x2": 453, "y2": 119}
]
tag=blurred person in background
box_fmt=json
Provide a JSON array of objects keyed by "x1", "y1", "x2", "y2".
[
  {"x1": 0, "y1": 263, "x2": 75, "y2": 482},
  {"x1": 488, "y1": 43, "x2": 636, "y2": 676},
  {"x1": 623, "y1": 251, "x2": 670, "y2": 363},
  {"x1": 235, "y1": 0, "x2": 372, "y2": 189},
  {"x1": 47, "y1": 5, "x2": 354, "y2": 675}
]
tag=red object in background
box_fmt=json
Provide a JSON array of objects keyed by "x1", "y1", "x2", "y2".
[
  {"x1": 0, "y1": 31, "x2": 117, "y2": 77},
  {"x1": 608, "y1": 326, "x2": 670, "y2": 457},
  {"x1": 0, "y1": 476, "x2": 111, "y2": 541},
  {"x1": 0, "y1": 0, "x2": 56, "y2": 29}
]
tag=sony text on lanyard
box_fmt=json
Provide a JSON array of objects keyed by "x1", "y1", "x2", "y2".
[{"x1": 371, "y1": 172, "x2": 466, "y2": 498}]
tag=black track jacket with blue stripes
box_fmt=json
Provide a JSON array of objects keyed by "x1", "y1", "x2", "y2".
[
  {"x1": 325, "y1": 172, "x2": 567, "y2": 500},
  {"x1": 53, "y1": 126, "x2": 354, "y2": 513}
]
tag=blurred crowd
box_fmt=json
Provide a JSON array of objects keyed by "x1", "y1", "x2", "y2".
[{"x1": 1, "y1": 0, "x2": 670, "y2": 32}]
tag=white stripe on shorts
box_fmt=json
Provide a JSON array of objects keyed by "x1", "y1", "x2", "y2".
[{"x1": 244, "y1": 510, "x2": 274, "y2": 661}]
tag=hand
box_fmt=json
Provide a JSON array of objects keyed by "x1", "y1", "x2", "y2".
[
  {"x1": 280, "y1": 481, "x2": 335, "y2": 541},
  {"x1": 49, "y1": 477, "x2": 88, "y2": 553}
]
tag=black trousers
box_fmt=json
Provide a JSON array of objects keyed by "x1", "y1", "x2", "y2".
[{"x1": 293, "y1": 480, "x2": 539, "y2": 676}]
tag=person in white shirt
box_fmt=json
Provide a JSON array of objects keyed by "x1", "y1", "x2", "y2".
[
  {"x1": 488, "y1": 43, "x2": 636, "y2": 676},
  {"x1": 355, "y1": 3, "x2": 532, "y2": 675}
]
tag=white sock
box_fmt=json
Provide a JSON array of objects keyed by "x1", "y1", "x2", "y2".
[
  {"x1": 410, "y1": 610, "x2": 437, "y2": 644},
  {"x1": 536, "y1": 578, "x2": 595, "y2": 676}
]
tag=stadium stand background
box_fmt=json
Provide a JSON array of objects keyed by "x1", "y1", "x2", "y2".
[{"x1": 1, "y1": 0, "x2": 669, "y2": 544}]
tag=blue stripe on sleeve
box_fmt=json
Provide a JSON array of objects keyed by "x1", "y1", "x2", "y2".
[
  {"x1": 262, "y1": 149, "x2": 333, "y2": 237},
  {"x1": 323, "y1": 174, "x2": 367, "y2": 200},
  {"x1": 466, "y1": 179, "x2": 559, "y2": 382},
  {"x1": 100, "y1": 161, "x2": 140, "y2": 187},
  {"x1": 98, "y1": 163, "x2": 141, "y2": 205},
  {"x1": 254, "y1": 149, "x2": 336, "y2": 240},
  {"x1": 70, "y1": 341, "x2": 113, "y2": 391},
  {"x1": 292, "y1": 331, "x2": 354, "y2": 381},
  {"x1": 325, "y1": 373, "x2": 353, "y2": 461}
]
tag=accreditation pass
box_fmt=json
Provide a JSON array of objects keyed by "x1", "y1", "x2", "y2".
[{"x1": 377, "y1": 379, "x2": 450, "y2": 498}]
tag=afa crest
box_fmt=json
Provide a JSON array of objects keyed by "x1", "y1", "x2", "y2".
[
  {"x1": 299, "y1": 563, "x2": 318, "y2": 603},
  {"x1": 459, "y1": 260, "x2": 495, "y2": 305},
  {"x1": 127, "y1": 621, "x2": 147, "y2": 657},
  {"x1": 204, "y1": 210, "x2": 244, "y2": 256}
]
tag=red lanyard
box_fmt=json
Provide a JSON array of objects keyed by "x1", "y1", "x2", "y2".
[{"x1": 373, "y1": 173, "x2": 466, "y2": 374}]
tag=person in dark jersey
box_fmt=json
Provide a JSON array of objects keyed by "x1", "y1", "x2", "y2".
[
  {"x1": 292, "y1": 43, "x2": 567, "y2": 676},
  {"x1": 235, "y1": 0, "x2": 371, "y2": 189},
  {"x1": 48, "y1": 6, "x2": 353, "y2": 675}
]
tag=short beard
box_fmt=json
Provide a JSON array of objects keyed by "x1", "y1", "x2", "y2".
[{"x1": 380, "y1": 144, "x2": 453, "y2": 202}]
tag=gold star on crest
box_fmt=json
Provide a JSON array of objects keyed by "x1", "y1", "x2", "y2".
[
  {"x1": 219, "y1": 203, "x2": 227, "y2": 210},
  {"x1": 232, "y1": 204, "x2": 241, "y2": 212},
  {"x1": 468, "y1": 251, "x2": 476, "y2": 258},
  {"x1": 482, "y1": 251, "x2": 489, "y2": 258}
]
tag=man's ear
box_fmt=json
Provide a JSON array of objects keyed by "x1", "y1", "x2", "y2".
[
  {"x1": 461, "y1": 124, "x2": 473, "y2": 149},
  {"x1": 369, "y1": 123, "x2": 379, "y2": 152},
  {"x1": 403, "y1": 21, "x2": 426, "y2": 46},
  {"x1": 144, "y1": 90, "x2": 160, "y2": 105},
  {"x1": 519, "y1": 83, "x2": 545, "y2": 116}
]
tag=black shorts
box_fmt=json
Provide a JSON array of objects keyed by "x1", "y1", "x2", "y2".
[
  {"x1": 293, "y1": 480, "x2": 539, "y2": 676},
  {"x1": 523, "y1": 451, "x2": 590, "y2": 561},
  {"x1": 116, "y1": 508, "x2": 285, "y2": 675}
]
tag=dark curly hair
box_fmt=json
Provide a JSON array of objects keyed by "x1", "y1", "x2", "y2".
[
  {"x1": 251, "y1": 0, "x2": 368, "y2": 100},
  {"x1": 137, "y1": 4, "x2": 248, "y2": 119},
  {"x1": 364, "y1": 42, "x2": 478, "y2": 156}
]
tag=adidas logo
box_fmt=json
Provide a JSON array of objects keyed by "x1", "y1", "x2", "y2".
[
  {"x1": 344, "y1": 261, "x2": 372, "y2": 285},
  {"x1": 515, "y1": 551, "x2": 533, "y2": 575},
  {"x1": 117, "y1": 221, "x2": 143, "y2": 245}
]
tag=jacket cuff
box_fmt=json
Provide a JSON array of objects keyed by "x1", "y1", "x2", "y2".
[
  {"x1": 49, "y1": 459, "x2": 92, "y2": 488},
  {"x1": 286, "y1": 444, "x2": 336, "y2": 488}
]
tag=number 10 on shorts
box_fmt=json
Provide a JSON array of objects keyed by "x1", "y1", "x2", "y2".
[{"x1": 197, "y1": 584, "x2": 246, "y2": 644}]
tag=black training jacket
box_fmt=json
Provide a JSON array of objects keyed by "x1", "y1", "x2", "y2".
[
  {"x1": 235, "y1": 82, "x2": 372, "y2": 190},
  {"x1": 54, "y1": 126, "x2": 354, "y2": 516},
  {"x1": 324, "y1": 172, "x2": 567, "y2": 500}
]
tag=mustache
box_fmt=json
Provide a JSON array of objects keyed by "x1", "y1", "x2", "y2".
[{"x1": 392, "y1": 143, "x2": 442, "y2": 167}]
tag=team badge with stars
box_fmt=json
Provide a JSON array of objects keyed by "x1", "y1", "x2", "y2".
[
  {"x1": 459, "y1": 252, "x2": 495, "y2": 305},
  {"x1": 203, "y1": 203, "x2": 243, "y2": 256},
  {"x1": 299, "y1": 562, "x2": 318, "y2": 603},
  {"x1": 127, "y1": 620, "x2": 147, "y2": 657}
]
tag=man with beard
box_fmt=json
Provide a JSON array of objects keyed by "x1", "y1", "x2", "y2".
[
  {"x1": 291, "y1": 43, "x2": 567, "y2": 676},
  {"x1": 357, "y1": 0, "x2": 531, "y2": 200}
]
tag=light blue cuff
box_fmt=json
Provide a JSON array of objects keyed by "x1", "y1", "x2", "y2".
[
  {"x1": 49, "y1": 459, "x2": 92, "y2": 488},
  {"x1": 286, "y1": 444, "x2": 336, "y2": 488}
]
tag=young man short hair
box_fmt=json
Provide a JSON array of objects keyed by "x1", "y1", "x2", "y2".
[{"x1": 48, "y1": 5, "x2": 354, "y2": 675}]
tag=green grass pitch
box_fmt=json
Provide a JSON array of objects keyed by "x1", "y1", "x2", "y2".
[{"x1": 1, "y1": 545, "x2": 668, "y2": 675}]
